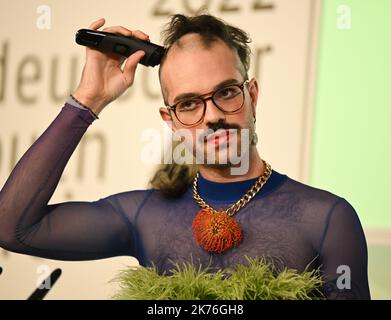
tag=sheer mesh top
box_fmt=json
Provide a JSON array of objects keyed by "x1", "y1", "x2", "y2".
[{"x1": 0, "y1": 104, "x2": 370, "y2": 299}]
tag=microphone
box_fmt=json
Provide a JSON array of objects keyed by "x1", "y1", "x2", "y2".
[
  {"x1": 0, "y1": 266, "x2": 3, "y2": 276},
  {"x1": 27, "y1": 268, "x2": 62, "y2": 300}
]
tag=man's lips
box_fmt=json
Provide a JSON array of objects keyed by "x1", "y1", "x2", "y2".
[{"x1": 204, "y1": 129, "x2": 232, "y2": 144}]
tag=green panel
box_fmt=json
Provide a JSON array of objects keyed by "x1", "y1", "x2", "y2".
[{"x1": 311, "y1": 0, "x2": 391, "y2": 227}]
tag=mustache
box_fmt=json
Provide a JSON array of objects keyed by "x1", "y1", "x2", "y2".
[
  {"x1": 207, "y1": 120, "x2": 241, "y2": 132},
  {"x1": 198, "y1": 120, "x2": 241, "y2": 143}
]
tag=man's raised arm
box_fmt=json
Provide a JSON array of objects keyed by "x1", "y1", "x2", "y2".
[{"x1": 0, "y1": 19, "x2": 148, "y2": 260}]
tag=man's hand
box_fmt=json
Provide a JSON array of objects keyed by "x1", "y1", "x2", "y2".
[{"x1": 72, "y1": 18, "x2": 149, "y2": 115}]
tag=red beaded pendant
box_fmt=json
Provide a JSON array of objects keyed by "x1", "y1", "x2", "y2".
[{"x1": 191, "y1": 208, "x2": 243, "y2": 253}]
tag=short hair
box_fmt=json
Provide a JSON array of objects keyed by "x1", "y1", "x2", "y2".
[{"x1": 159, "y1": 13, "x2": 252, "y2": 79}]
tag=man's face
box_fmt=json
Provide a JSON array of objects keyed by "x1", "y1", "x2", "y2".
[{"x1": 159, "y1": 34, "x2": 258, "y2": 169}]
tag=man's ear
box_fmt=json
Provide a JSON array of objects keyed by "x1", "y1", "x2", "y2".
[
  {"x1": 159, "y1": 107, "x2": 176, "y2": 131},
  {"x1": 248, "y1": 78, "x2": 259, "y2": 118}
]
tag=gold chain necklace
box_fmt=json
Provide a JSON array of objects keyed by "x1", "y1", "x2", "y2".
[{"x1": 191, "y1": 160, "x2": 272, "y2": 253}]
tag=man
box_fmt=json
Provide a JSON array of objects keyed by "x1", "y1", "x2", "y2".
[{"x1": 0, "y1": 14, "x2": 370, "y2": 299}]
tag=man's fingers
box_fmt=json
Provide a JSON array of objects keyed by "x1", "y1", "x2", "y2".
[
  {"x1": 102, "y1": 26, "x2": 149, "y2": 41},
  {"x1": 132, "y1": 30, "x2": 150, "y2": 41},
  {"x1": 123, "y1": 50, "x2": 145, "y2": 84},
  {"x1": 89, "y1": 18, "x2": 105, "y2": 30},
  {"x1": 103, "y1": 26, "x2": 133, "y2": 37},
  {"x1": 87, "y1": 22, "x2": 150, "y2": 41}
]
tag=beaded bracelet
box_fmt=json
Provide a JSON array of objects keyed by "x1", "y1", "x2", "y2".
[{"x1": 69, "y1": 94, "x2": 99, "y2": 120}]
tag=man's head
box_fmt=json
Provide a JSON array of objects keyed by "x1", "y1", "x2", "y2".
[{"x1": 158, "y1": 14, "x2": 259, "y2": 169}]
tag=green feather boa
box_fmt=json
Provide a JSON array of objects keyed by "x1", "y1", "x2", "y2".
[{"x1": 112, "y1": 257, "x2": 324, "y2": 300}]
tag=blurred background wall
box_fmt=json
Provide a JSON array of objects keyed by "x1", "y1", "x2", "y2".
[
  {"x1": 310, "y1": 0, "x2": 391, "y2": 299},
  {"x1": 0, "y1": 0, "x2": 389, "y2": 299}
]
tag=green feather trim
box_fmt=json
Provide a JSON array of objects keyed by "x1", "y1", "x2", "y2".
[{"x1": 111, "y1": 257, "x2": 324, "y2": 300}]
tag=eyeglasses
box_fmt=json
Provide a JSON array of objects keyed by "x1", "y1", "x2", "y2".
[{"x1": 166, "y1": 80, "x2": 249, "y2": 126}]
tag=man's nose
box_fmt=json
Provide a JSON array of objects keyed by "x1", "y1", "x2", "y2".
[{"x1": 203, "y1": 98, "x2": 225, "y2": 124}]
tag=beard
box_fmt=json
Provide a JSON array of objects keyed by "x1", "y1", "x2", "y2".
[
  {"x1": 170, "y1": 117, "x2": 254, "y2": 175},
  {"x1": 193, "y1": 126, "x2": 252, "y2": 169}
]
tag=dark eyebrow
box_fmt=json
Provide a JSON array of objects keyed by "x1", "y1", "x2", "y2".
[{"x1": 171, "y1": 78, "x2": 241, "y2": 105}]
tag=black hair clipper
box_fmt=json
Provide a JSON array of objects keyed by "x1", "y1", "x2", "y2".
[{"x1": 75, "y1": 29, "x2": 165, "y2": 67}]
